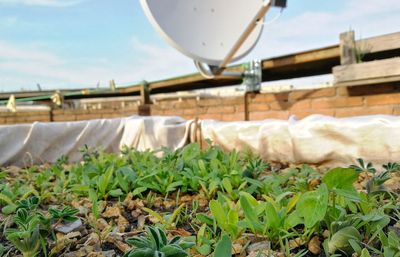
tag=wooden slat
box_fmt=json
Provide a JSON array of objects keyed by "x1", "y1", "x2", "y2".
[
  {"x1": 262, "y1": 45, "x2": 339, "y2": 69},
  {"x1": 334, "y1": 58, "x2": 400, "y2": 85},
  {"x1": 357, "y1": 32, "x2": 400, "y2": 54}
]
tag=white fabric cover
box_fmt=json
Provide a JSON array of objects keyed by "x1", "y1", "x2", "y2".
[
  {"x1": 201, "y1": 115, "x2": 400, "y2": 167},
  {"x1": 1, "y1": 114, "x2": 400, "y2": 167},
  {"x1": 0, "y1": 116, "x2": 189, "y2": 166}
]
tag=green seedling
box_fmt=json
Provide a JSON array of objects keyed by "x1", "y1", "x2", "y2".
[
  {"x1": 209, "y1": 197, "x2": 244, "y2": 240},
  {"x1": 5, "y1": 209, "x2": 43, "y2": 257},
  {"x1": 124, "y1": 226, "x2": 194, "y2": 257},
  {"x1": 143, "y1": 203, "x2": 186, "y2": 229},
  {"x1": 49, "y1": 206, "x2": 79, "y2": 223}
]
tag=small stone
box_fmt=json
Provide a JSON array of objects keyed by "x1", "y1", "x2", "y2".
[
  {"x1": 164, "y1": 200, "x2": 175, "y2": 209},
  {"x1": 308, "y1": 236, "x2": 321, "y2": 255},
  {"x1": 247, "y1": 250, "x2": 278, "y2": 257},
  {"x1": 66, "y1": 231, "x2": 82, "y2": 239},
  {"x1": 55, "y1": 219, "x2": 83, "y2": 234},
  {"x1": 154, "y1": 198, "x2": 162, "y2": 208},
  {"x1": 87, "y1": 253, "x2": 105, "y2": 257},
  {"x1": 288, "y1": 238, "x2": 303, "y2": 249},
  {"x1": 123, "y1": 193, "x2": 133, "y2": 206},
  {"x1": 247, "y1": 241, "x2": 271, "y2": 253},
  {"x1": 101, "y1": 250, "x2": 116, "y2": 257},
  {"x1": 106, "y1": 234, "x2": 131, "y2": 253},
  {"x1": 148, "y1": 215, "x2": 160, "y2": 224},
  {"x1": 84, "y1": 233, "x2": 101, "y2": 247},
  {"x1": 137, "y1": 215, "x2": 146, "y2": 230},
  {"x1": 96, "y1": 218, "x2": 110, "y2": 231},
  {"x1": 117, "y1": 215, "x2": 129, "y2": 227},
  {"x1": 135, "y1": 199, "x2": 144, "y2": 208},
  {"x1": 169, "y1": 228, "x2": 192, "y2": 237},
  {"x1": 384, "y1": 177, "x2": 400, "y2": 192},
  {"x1": 78, "y1": 206, "x2": 89, "y2": 216},
  {"x1": 180, "y1": 195, "x2": 194, "y2": 203},
  {"x1": 232, "y1": 243, "x2": 243, "y2": 254},
  {"x1": 64, "y1": 249, "x2": 88, "y2": 257},
  {"x1": 197, "y1": 198, "x2": 208, "y2": 208},
  {"x1": 131, "y1": 210, "x2": 142, "y2": 218},
  {"x1": 124, "y1": 194, "x2": 136, "y2": 210},
  {"x1": 102, "y1": 206, "x2": 121, "y2": 218}
]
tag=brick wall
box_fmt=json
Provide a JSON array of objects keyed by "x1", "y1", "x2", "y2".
[
  {"x1": 1, "y1": 83, "x2": 400, "y2": 125},
  {"x1": 0, "y1": 105, "x2": 140, "y2": 125},
  {"x1": 0, "y1": 111, "x2": 52, "y2": 124},
  {"x1": 52, "y1": 105, "x2": 140, "y2": 122},
  {"x1": 151, "y1": 83, "x2": 400, "y2": 121}
]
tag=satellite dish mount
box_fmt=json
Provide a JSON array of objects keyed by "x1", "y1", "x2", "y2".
[{"x1": 141, "y1": 0, "x2": 286, "y2": 78}]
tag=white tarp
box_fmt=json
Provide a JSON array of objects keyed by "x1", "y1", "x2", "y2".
[
  {"x1": 2, "y1": 114, "x2": 400, "y2": 167},
  {"x1": 0, "y1": 116, "x2": 189, "y2": 166},
  {"x1": 201, "y1": 115, "x2": 400, "y2": 167}
]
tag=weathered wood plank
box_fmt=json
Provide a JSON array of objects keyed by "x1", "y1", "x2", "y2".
[
  {"x1": 340, "y1": 31, "x2": 357, "y2": 65},
  {"x1": 357, "y1": 32, "x2": 400, "y2": 54},
  {"x1": 334, "y1": 58, "x2": 400, "y2": 85}
]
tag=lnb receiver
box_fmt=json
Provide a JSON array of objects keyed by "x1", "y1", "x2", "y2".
[{"x1": 271, "y1": 0, "x2": 287, "y2": 8}]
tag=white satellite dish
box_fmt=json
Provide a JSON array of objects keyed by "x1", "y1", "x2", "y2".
[{"x1": 140, "y1": 0, "x2": 286, "y2": 77}]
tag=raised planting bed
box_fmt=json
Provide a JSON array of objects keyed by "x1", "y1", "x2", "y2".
[{"x1": 0, "y1": 144, "x2": 399, "y2": 257}]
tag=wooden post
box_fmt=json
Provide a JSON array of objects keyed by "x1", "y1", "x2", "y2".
[
  {"x1": 139, "y1": 81, "x2": 151, "y2": 116},
  {"x1": 340, "y1": 31, "x2": 357, "y2": 65},
  {"x1": 140, "y1": 81, "x2": 151, "y2": 105}
]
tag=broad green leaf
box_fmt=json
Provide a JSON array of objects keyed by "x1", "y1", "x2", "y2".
[
  {"x1": 222, "y1": 178, "x2": 233, "y2": 194},
  {"x1": 348, "y1": 239, "x2": 362, "y2": 254},
  {"x1": 196, "y1": 213, "x2": 214, "y2": 226},
  {"x1": 166, "y1": 181, "x2": 183, "y2": 192},
  {"x1": 0, "y1": 193, "x2": 16, "y2": 206},
  {"x1": 2, "y1": 205, "x2": 16, "y2": 215},
  {"x1": 322, "y1": 168, "x2": 359, "y2": 200},
  {"x1": 210, "y1": 200, "x2": 227, "y2": 230},
  {"x1": 109, "y1": 189, "x2": 124, "y2": 197},
  {"x1": 287, "y1": 193, "x2": 300, "y2": 213},
  {"x1": 239, "y1": 192, "x2": 258, "y2": 207},
  {"x1": 132, "y1": 187, "x2": 147, "y2": 196},
  {"x1": 197, "y1": 223, "x2": 207, "y2": 246},
  {"x1": 328, "y1": 226, "x2": 362, "y2": 254},
  {"x1": 265, "y1": 202, "x2": 280, "y2": 230},
  {"x1": 360, "y1": 248, "x2": 371, "y2": 257},
  {"x1": 285, "y1": 211, "x2": 302, "y2": 229},
  {"x1": 240, "y1": 194, "x2": 263, "y2": 233},
  {"x1": 227, "y1": 209, "x2": 238, "y2": 225},
  {"x1": 161, "y1": 245, "x2": 188, "y2": 257},
  {"x1": 126, "y1": 248, "x2": 154, "y2": 257},
  {"x1": 296, "y1": 184, "x2": 328, "y2": 228},
  {"x1": 213, "y1": 235, "x2": 232, "y2": 257},
  {"x1": 116, "y1": 170, "x2": 129, "y2": 193},
  {"x1": 196, "y1": 244, "x2": 211, "y2": 256},
  {"x1": 323, "y1": 168, "x2": 358, "y2": 189}
]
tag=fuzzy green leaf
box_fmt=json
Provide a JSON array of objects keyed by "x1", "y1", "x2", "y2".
[
  {"x1": 213, "y1": 235, "x2": 232, "y2": 257},
  {"x1": 296, "y1": 184, "x2": 328, "y2": 228}
]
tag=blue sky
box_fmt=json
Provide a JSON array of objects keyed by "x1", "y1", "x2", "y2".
[{"x1": 0, "y1": 0, "x2": 399, "y2": 92}]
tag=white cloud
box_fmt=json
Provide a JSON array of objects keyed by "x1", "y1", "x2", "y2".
[
  {"x1": 0, "y1": 39, "x2": 195, "y2": 91},
  {"x1": 0, "y1": 0, "x2": 83, "y2": 7},
  {"x1": 248, "y1": 0, "x2": 400, "y2": 60}
]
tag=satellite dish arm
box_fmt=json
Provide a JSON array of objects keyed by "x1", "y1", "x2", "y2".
[{"x1": 219, "y1": 0, "x2": 272, "y2": 69}]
